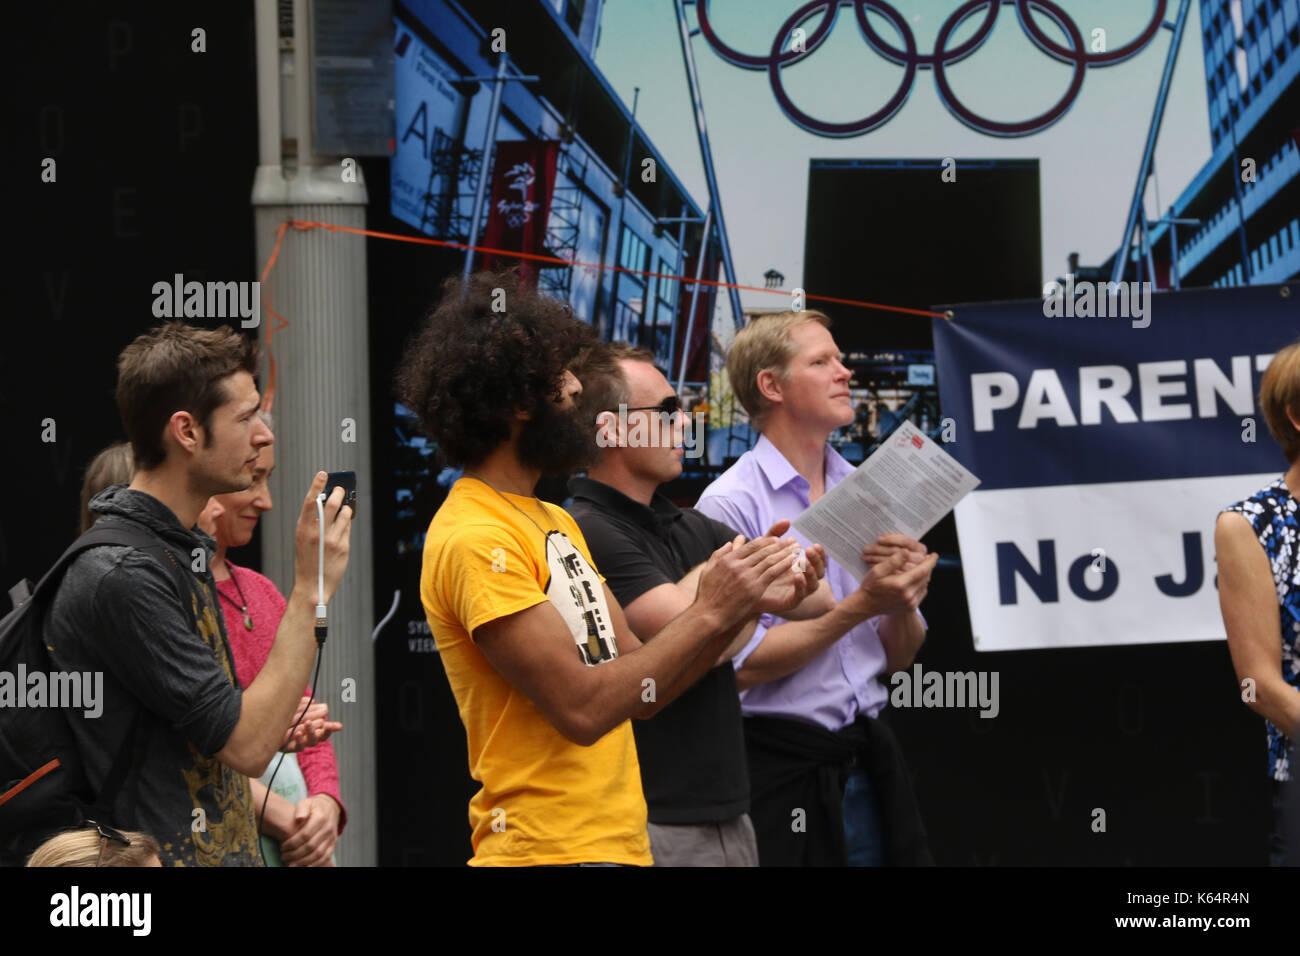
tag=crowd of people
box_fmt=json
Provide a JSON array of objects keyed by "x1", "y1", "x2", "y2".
[
  {"x1": 14, "y1": 324, "x2": 350, "y2": 867},
  {"x1": 392, "y1": 272, "x2": 943, "y2": 866},
  {"x1": 8, "y1": 268, "x2": 1297, "y2": 866}
]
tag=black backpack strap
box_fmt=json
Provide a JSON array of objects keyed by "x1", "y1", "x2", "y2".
[
  {"x1": 25, "y1": 522, "x2": 181, "y2": 607},
  {"x1": 50, "y1": 521, "x2": 197, "y2": 610}
]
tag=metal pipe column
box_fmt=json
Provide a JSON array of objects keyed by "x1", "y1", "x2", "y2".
[
  {"x1": 677, "y1": 206, "x2": 714, "y2": 393},
  {"x1": 674, "y1": 0, "x2": 745, "y2": 330},
  {"x1": 251, "y1": 0, "x2": 376, "y2": 866},
  {"x1": 665, "y1": 203, "x2": 689, "y2": 369},
  {"x1": 1111, "y1": 0, "x2": 1191, "y2": 286}
]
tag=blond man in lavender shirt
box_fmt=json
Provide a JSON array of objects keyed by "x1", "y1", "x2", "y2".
[{"x1": 696, "y1": 310, "x2": 938, "y2": 866}]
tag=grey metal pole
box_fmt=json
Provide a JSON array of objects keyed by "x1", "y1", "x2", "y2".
[
  {"x1": 1111, "y1": 0, "x2": 1191, "y2": 286},
  {"x1": 462, "y1": 53, "x2": 510, "y2": 285},
  {"x1": 1140, "y1": 211, "x2": 1159, "y2": 287},
  {"x1": 674, "y1": 0, "x2": 744, "y2": 330},
  {"x1": 607, "y1": 87, "x2": 639, "y2": 343},
  {"x1": 1150, "y1": 216, "x2": 1198, "y2": 290},
  {"x1": 665, "y1": 203, "x2": 688, "y2": 371},
  {"x1": 252, "y1": 0, "x2": 376, "y2": 866},
  {"x1": 1169, "y1": 220, "x2": 1179, "y2": 290},
  {"x1": 254, "y1": 0, "x2": 279, "y2": 169},
  {"x1": 677, "y1": 206, "x2": 713, "y2": 394},
  {"x1": 1224, "y1": 92, "x2": 1254, "y2": 284}
]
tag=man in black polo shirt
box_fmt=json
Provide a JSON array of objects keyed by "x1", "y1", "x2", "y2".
[{"x1": 569, "y1": 344, "x2": 831, "y2": 865}]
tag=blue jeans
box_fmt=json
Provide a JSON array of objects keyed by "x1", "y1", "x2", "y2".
[{"x1": 843, "y1": 768, "x2": 884, "y2": 866}]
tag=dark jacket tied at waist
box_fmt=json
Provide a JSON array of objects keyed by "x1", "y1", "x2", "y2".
[{"x1": 743, "y1": 713, "x2": 933, "y2": 866}]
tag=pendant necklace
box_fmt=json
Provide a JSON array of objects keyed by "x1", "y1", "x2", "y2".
[
  {"x1": 217, "y1": 565, "x2": 255, "y2": 630},
  {"x1": 464, "y1": 472, "x2": 560, "y2": 544}
]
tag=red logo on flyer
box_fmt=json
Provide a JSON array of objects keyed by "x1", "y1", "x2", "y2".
[{"x1": 911, "y1": 434, "x2": 923, "y2": 449}]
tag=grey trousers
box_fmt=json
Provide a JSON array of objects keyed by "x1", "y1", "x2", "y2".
[{"x1": 646, "y1": 813, "x2": 759, "y2": 867}]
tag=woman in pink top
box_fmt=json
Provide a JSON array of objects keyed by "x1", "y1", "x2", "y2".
[{"x1": 200, "y1": 439, "x2": 347, "y2": 866}]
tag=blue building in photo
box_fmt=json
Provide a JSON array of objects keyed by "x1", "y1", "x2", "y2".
[
  {"x1": 391, "y1": 0, "x2": 709, "y2": 368},
  {"x1": 1135, "y1": 0, "x2": 1300, "y2": 287}
]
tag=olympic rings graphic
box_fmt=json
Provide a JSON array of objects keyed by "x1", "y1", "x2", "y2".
[{"x1": 695, "y1": 0, "x2": 1167, "y2": 137}]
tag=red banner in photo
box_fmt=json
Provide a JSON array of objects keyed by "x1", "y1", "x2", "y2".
[{"x1": 480, "y1": 139, "x2": 560, "y2": 284}]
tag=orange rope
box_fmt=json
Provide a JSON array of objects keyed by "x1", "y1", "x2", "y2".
[
  {"x1": 0, "y1": 758, "x2": 60, "y2": 809},
  {"x1": 255, "y1": 217, "x2": 949, "y2": 408},
  {"x1": 257, "y1": 221, "x2": 292, "y2": 413},
  {"x1": 278, "y1": 218, "x2": 949, "y2": 318}
]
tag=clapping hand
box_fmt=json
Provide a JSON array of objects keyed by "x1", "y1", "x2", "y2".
[
  {"x1": 852, "y1": 535, "x2": 937, "y2": 618},
  {"x1": 755, "y1": 519, "x2": 826, "y2": 615}
]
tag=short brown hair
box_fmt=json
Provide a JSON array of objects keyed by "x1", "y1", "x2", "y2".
[
  {"x1": 1260, "y1": 339, "x2": 1300, "y2": 461},
  {"x1": 570, "y1": 342, "x2": 657, "y2": 461},
  {"x1": 115, "y1": 322, "x2": 260, "y2": 471},
  {"x1": 726, "y1": 310, "x2": 831, "y2": 428},
  {"x1": 79, "y1": 441, "x2": 134, "y2": 533},
  {"x1": 573, "y1": 342, "x2": 657, "y2": 420},
  {"x1": 26, "y1": 827, "x2": 162, "y2": 867}
]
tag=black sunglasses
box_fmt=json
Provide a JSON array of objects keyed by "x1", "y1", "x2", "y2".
[
  {"x1": 84, "y1": 819, "x2": 132, "y2": 866},
  {"x1": 619, "y1": 395, "x2": 682, "y2": 417}
]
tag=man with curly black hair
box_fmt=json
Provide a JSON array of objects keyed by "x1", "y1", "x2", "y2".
[{"x1": 396, "y1": 271, "x2": 813, "y2": 866}]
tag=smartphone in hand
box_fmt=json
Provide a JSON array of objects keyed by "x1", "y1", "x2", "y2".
[{"x1": 326, "y1": 471, "x2": 358, "y2": 519}]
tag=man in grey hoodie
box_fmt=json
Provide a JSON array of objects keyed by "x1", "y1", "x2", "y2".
[{"x1": 45, "y1": 322, "x2": 353, "y2": 866}]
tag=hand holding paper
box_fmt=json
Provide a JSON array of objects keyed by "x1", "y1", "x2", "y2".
[
  {"x1": 792, "y1": 420, "x2": 980, "y2": 583},
  {"x1": 847, "y1": 550, "x2": 938, "y2": 618},
  {"x1": 863, "y1": 533, "x2": 928, "y2": 571}
]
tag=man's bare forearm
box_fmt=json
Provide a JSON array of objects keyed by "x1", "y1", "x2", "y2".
[
  {"x1": 736, "y1": 601, "x2": 871, "y2": 692},
  {"x1": 650, "y1": 616, "x2": 754, "y2": 710},
  {"x1": 878, "y1": 611, "x2": 926, "y2": 675},
  {"x1": 717, "y1": 617, "x2": 758, "y2": 666},
  {"x1": 581, "y1": 602, "x2": 736, "y2": 740},
  {"x1": 239, "y1": 590, "x2": 321, "y2": 767},
  {"x1": 781, "y1": 579, "x2": 835, "y2": 621},
  {"x1": 677, "y1": 562, "x2": 706, "y2": 599}
]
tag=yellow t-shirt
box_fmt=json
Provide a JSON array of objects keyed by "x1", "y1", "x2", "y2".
[{"x1": 420, "y1": 476, "x2": 652, "y2": 866}]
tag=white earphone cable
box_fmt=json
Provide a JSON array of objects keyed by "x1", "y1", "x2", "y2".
[{"x1": 314, "y1": 492, "x2": 327, "y2": 643}]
